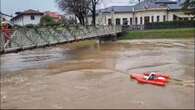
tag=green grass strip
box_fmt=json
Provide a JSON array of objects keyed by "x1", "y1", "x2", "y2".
[{"x1": 120, "y1": 28, "x2": 195, "y2": 40}]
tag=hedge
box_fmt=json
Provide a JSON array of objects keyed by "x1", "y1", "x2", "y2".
[{"x1": 145, "y1": 20, "x2": 195, "y2": 29}]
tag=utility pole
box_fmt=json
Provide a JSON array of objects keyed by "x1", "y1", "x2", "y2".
[
  {"x1": 132, "y1": 7, "x2": 135, "y2": 25},
  {"x1": 111, "y1": 7, "x2": 114, "y2": 25}
]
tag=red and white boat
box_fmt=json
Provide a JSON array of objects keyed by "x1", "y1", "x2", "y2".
[{"x1": 130, "y1": 72, "x2": 170, "y2": 86}]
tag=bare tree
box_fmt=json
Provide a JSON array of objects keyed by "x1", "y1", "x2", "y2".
[
  {"x1": 87, "y1": 0, "x2": 100, "y2": 26},
  {"x1": 57, "y1": 0, "x2": 101, "y2": 26},
  {"x1": 56, "y1": 0, "x2": 90, "y2": 25},
  {"x1": 182, "y1": 0, "x2": 195, "y2": 15}
]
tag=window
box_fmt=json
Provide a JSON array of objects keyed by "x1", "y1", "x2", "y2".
[
  {"x1": 157, "y1": 16, "x2": 160, "y2": 22},
  {"x1": 31, "y1": 15, "x2": 35, "y2": 20},
  {"x1": 140, "y1": 17, "x2": 142, "y2": 24},
  {"x1": 151, "y1": 16, "x2": 154, "y2": 22},
  {"x1": 163, "y1": 15, "x2": 166, "y2": 22},
  {"x1": 173, "y1": 15, "x2": 177, "y2": 21},
  {"x1": 130, "y1": 18, "x2": 132, "y2": 25},
  {"x1": 122, "y1": 18, "x2": 128, "y2": 25},
  {"x1": 108, "y1": 19, "x2": 112, "y2": 25},
  {"x1": 135, "y1": 17, "x2": 138, "y2": 25},
  {"x1": 115, "y1": 18, "x2": 121, "y2": 25},
  {"x1": 144, "y1": 16, "x2": 150, "y2": 24}
]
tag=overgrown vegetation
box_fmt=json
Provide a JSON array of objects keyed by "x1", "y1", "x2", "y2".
[{"x1": 120, "y1": 28, "x2": 195, "y2": 40}]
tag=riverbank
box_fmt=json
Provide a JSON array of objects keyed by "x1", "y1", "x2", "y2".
[{"x1": 119, "y1": 28, "x2": 195, "y2": 40}]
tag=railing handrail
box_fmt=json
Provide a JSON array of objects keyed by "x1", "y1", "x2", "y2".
[{"x1": 0, "y1": 25, "x2": 122, "y2": 54}]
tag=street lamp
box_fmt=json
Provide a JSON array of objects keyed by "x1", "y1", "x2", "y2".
[
  {"x1": 111, "y1": 7, "x2": 114, "y2": 25},
  {"x1": 132, "y1": 7, "x2": 135, "y2": 25}
]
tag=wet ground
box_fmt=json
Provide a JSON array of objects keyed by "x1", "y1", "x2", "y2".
[{"x1": 0, "y1": 39, "x2": 194, "y2": 109}]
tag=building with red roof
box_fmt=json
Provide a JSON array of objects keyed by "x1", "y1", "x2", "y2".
[{"x1": 44, "y1": 11, "x2": 63, "y2": 22}]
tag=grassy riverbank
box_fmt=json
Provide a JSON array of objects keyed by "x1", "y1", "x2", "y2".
[{"x1": 119, "y1": 28, "x2": 195, "y2": 40}]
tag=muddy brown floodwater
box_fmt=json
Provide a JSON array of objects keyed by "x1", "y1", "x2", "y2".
[{"x1": 0, "y1": 39, "x2": 194, "y2": 109}]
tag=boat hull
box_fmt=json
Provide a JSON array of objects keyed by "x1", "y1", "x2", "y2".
[{"x1": 130, "y1": 73, "x2": 170, "y2": 86}]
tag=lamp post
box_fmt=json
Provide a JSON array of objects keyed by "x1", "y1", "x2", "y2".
[
  {"x1": 166, "y1": 6, "x2": 169, "y2": 21},
  {"x1": 132, "y1": 7, "x2": 135, "y2": 25},
  {"x1": 111, "y1": 8, "x2": 114, "y2": 25}
]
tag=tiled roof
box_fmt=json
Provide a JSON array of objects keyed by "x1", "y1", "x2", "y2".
[
  {"x1": 167, "y1": 0, "x2": 185, "y2": 9},
  {"x1": 100, "y1": 6, "x2": 134, "y2": 13},
  {"x1": 155, "y1": 0, "x2": 178, "y2": 4},
  {"x1": 133, "y1": 0, "x2": 162, "y2": 11},
  {"x1": 11, "y1": 9, "x2": 43, "y2": 21},
  {"x1": 45, "y1": 11, "x2": 62, "y2": 18},
  {"x1": 100, "y1": 0, "x2": 185, "y2": 13},
  {"x1": 15, "y1": 9, "x2": 43, "y2": 15}
]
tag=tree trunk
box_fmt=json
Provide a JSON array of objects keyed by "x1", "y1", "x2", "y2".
[
  {"x1": 77, "y1": 14, "x2": 85, "y2": 25},
  {"x1": 78, "y1": 17, "x2": 84, "y2": 25},
  {"x1": 85, "y1": 15, "x2": 89, "y2": 26},
  {"x1": 92, "y1": 5, "x2": 96, "y2": 27}
]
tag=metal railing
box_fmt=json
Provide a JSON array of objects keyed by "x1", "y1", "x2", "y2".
[
  {"x1": 122, "y1": 25, "x2": 145, "y2": 32},
  {"x1": 0, "y1": 25, "x2": 122, "y2": 53}
]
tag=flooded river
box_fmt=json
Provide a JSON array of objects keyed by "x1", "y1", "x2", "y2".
[{"x1": 0, "y1": 39, "x2": 194, "y2": 109}]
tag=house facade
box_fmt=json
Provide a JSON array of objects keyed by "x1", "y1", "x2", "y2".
[
  {"x1": 44, "y1": 11, "x2": 63, "y2": 22},
  {"x1": 11, "y1": 9, "x2": 44, "y2": 26},
  {"x1": 88, "y1": 0, "x2": 194, "y2": 25}
]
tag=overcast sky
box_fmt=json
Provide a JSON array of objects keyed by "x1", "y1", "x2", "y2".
[
  {"x1": 1, "y1": 0, "x2": 61, "y2": 15},
  {"x1": 0, "y1": 0, "x2": 135, "y2": 16}
]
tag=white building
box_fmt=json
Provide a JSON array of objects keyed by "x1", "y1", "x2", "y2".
[
  {"x1": 11, "y1": 9, "x2": 44, "y2": 26},
  {"x1": 88, "y1": 0, "x2": 194, "y2": 25},
  {"x1": 64, "y1": 13, "x2": 77, "y2": 20}
]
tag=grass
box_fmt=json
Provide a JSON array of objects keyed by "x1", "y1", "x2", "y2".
[{"x1": 120, "y1": 28, "x2": 195, "y2": 40}]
